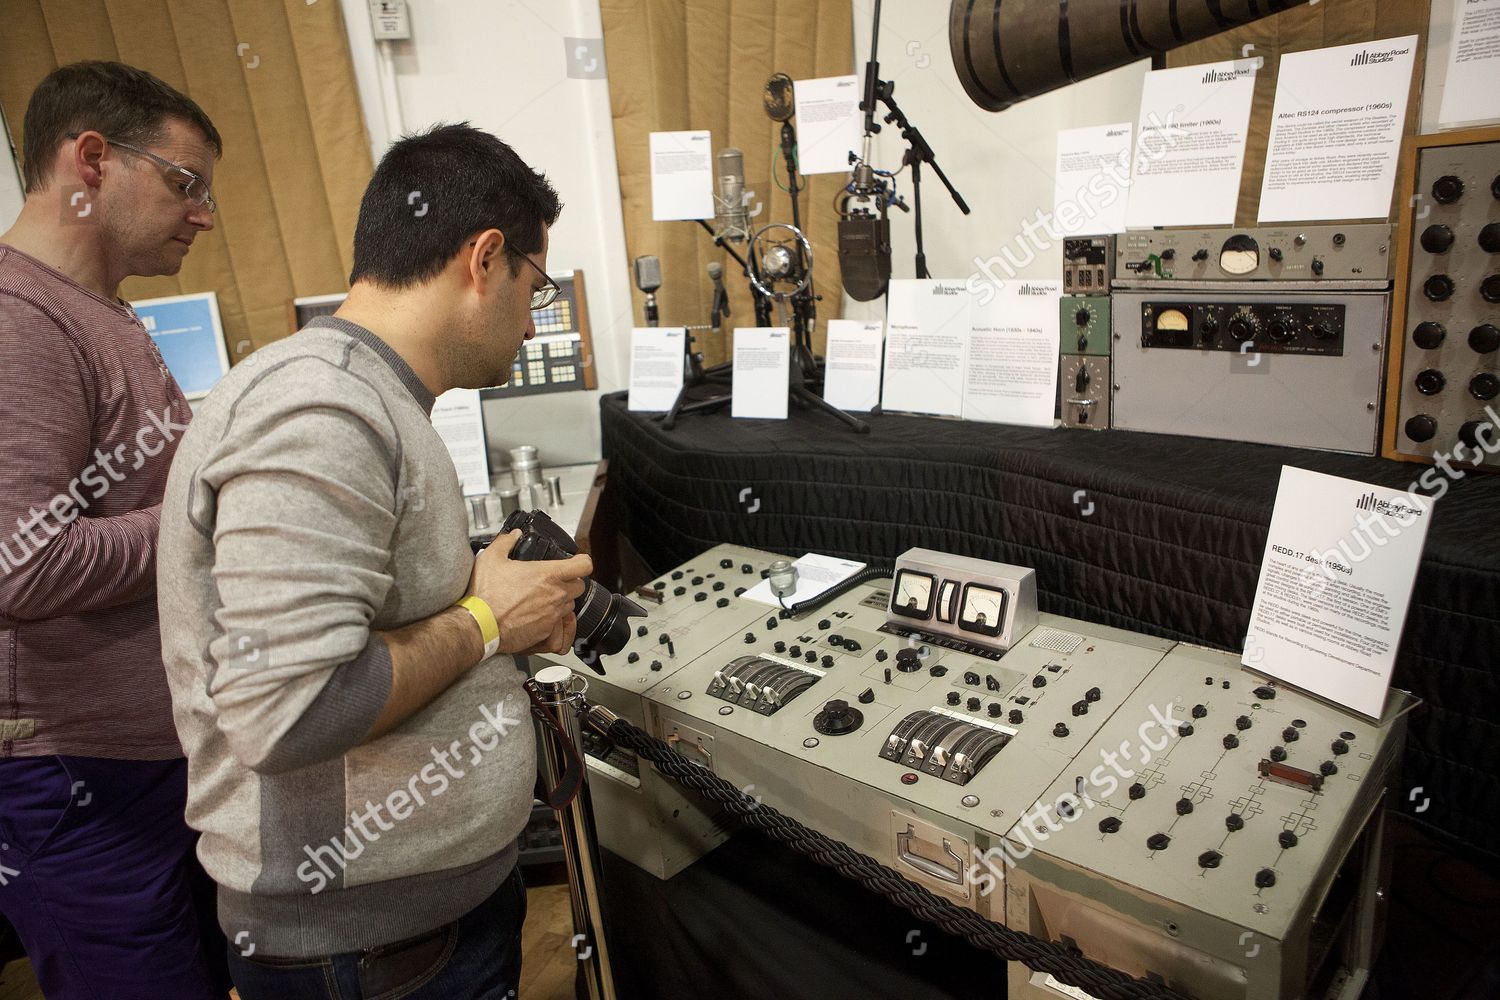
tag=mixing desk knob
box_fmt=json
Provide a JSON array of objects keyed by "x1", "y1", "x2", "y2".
[
  {"x1": 1236, "y1": 715, "x2": 1252, "y2": 730},
  {"x1": 1433, "y1": 174, "x2": 1464, "y2": 203},
  {"x1": 774, "y1": 641, "x2": 786, "y2": 653},
  {"x1": 1278, "y1": 830, "x2": 1298, "y2": 849},
  {"x1": 818, "y1": 618, "x2": 831, "y2": 630},
  {"x1": 858, "y1": 688, "x2": 875, "y2": 704},
  {"x1": 1225, "y1": 814, "x2": 1244, "y2": 832},
  {"x1": 1176, "y1": 798, "x2": 1194, "y2": 816},
  {"x1": 948, "y1": 692, "x2": 962, "y2": 706},
  {"x1": 1191, "y1": 704, "x2": 1207, "y2": 718},
  {"x1": 1421, "y1": 224, "x2": 1455, "y2": 254},
  {"x1": 636, "y1": 625, "x2": 648, "y2": 638},
  {"x1": 1178, "y1": 723, "x2": 1194, "y2": 737},
  {"x1": 744, "y1": 633, "x2": 756, "y2": 644},
  {"x1": 1072, "y1": 701, "x2": 1089, "y2": 717},
  {"x1": 805, "y1": 650, "x2": 818, "y2": 663},
  {"x1": 716, "y1": 597, "x2": 729, "y2": 608},
  {"x1": 929, "y1": 665, "x2": 948, "y2": 677},
  {"x1": 822, "y1": 655, "x2": 834, "y2": 669},
  {"x1": 1146, "y1": 833, "x2": 1171, "y2": 852},
  {"x1": 766, "y1": 618, "x2": 778, "y2": 630},
  {"x1": 741, "y1": 564, "x2": 754, "y2": 574},
  {"x1": 713, "y1": 581, "x2": 725, "y2": 592},
  {"x1": 1320, "y1": 760, "x2": 1338, "y2": 776},
  {"x1": 1032, "y1": 675, "x2": 1047, "y2": 688},
  {"x1": 1404, "y1": 415, "x2": 1438, "y2": 443},
  {"x1": 1331, "y1": 739, "x2": 1349, "y2": 755},
  {"x1": 1270, "y1": 746, "x2": 1288, "y2": 762},
  {"x1": 896, "y1": 649, "x2": 922, "y2": 673},
  {"x1": 1099, "y1": 817, "x2": 1122, "y2": 834},
  {"x1": 673, "y1": 587, "x2": 686, "y2": 597},
  {"x1": 1223, "y1": 734, "x2": 1240, "y2": 750},
  {"x1": 1424, "y1": 274, "x2": 1454, "y2": 301},
  {"x1": 626, "y1": 653, "x2": 639, "y2": 664},
  {"x1": 694, "y1": 593, "x2": 707, "y2": 602},
  {"x1": 1128, "y1": 783, "x2": 1145, "y2": 800},
  {"x1": 649, "y1": 660, "x2": 663, "y2": 672},
  {"x1": 1052, "y1": 723, "x2": 1070, "y2": 738},
  {"x1": 1255, "y1": 868, "x2": 1277, "y2": 889},
  {"x1": 1198, "y1": 851, "x2": 1222, "y2": 870},
  {"x1": 1253, "y1": 686, "x2": 1276, "y2": 700},
  {"x1": 875, "y1": 650, "x2": 888, "y2": 662},
  {"x1": 1085, "y1": 687, "x2": 1101, "y2": 702},
  {"x1": 987, "y1": 703, "x2": 1002, "y2": 718},
  {"x1": 1282, "y1": 726, "x2": 1300, "y2": 742},
  {"x1": 691, "y1": 576, "x2": 703, "y2": 586},
  {"x1": 1412, "y1": 321, "x2": 1446, "y2": 350},
  {"x1": 844, "y1": 640, "x2": 861, "y2": 652},
  {"x1": 720, "y1": 558, "x2": 734, "y2": 569},
  {"x1": 964, "y1": 670, "x2": 981, "y2": 685},
  {"x1": 1470, "y1": 324, "x2": 1500, "y2": 354},
  {"x1": 789, "y1": 645, "x2": 801, "y2": 657},
  {"x1": 967, "y1": 697, "x2": 982, "y2": 712},
  {"x1": 1008, "y1": 709, "x2": 1024, "y2": 725},
  {"x1": 671, "y1": 571, "x2": 684, "y2": 580},
  {"x1": 814, "y1": 699, "x2": 862, "y2": 735},
  {"x1": 1479, "y1": 223, "x2": 1500, "y2": 254}
]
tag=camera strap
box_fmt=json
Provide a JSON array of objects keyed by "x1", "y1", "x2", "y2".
[{"x1": 522, "y1": 678, "x2": 587, "y2": 809}]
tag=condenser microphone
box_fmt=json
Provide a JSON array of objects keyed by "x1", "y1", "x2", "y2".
[
  {"x1": 633, "y1": 255, "x2": 662, "y2": 326},
  {"x1": 715, "y1": 148, "x2": 751, "y2": 243}
]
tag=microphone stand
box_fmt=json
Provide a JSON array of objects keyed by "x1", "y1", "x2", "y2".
[{"x1": 857, "y1": 0, "x2": 969, "y2": 279}]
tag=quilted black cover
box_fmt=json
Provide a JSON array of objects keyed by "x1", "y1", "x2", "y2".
[{"x1": 600, "y1": 393, "x2": 1500, "y2": 861}]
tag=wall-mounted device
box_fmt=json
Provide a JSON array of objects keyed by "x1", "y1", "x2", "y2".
[
  {"x1": 1383, "y1": 127, "x2": 1500, "y2": 468},
  {"x1": 1114, "y1": 225, "x2": 1392, "y2": 287},
  {"x1": 367, "y1": 0, "x2": 412, "y2": 41},
  {"x1": 1059, "y1": 294, "x2": 1111, "y2": 430},
  {"x1": 482, "y1": 271, "x2": 598, "y2": 398}
]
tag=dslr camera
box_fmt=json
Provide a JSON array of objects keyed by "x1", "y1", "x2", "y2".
[{"x1": 499, "y1": 509, "x2": 645, "y2": 671}]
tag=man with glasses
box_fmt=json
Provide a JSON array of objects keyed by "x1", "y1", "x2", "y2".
[
  {"x1": 0, "y1": 62, "x2": 229, "y2": 998},
  {"x1": 157, "y1": 123, "x2": 589, "y2": 998}
]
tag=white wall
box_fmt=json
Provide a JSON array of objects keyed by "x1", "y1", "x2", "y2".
[
  {"x1": 340, "y1": 0, "x2": 634, "y2": 464},
  {"x1": 843, "y1": 1, "x2": 1149, "y2": 321},
  {"x1": 0, "y1": 107, "x2": 24, "y2": 229}
]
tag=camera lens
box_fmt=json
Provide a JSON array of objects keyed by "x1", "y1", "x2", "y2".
[{"x1": 574, "y1": 581, "x2": 645, "y2": 656}]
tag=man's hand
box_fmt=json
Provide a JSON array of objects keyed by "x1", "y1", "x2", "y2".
[{"x1": 469, "y1": 530, "x2": 592, "y2": 655}]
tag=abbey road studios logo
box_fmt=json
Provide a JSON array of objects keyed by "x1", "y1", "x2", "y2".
[
  {"x1": 1354, "y1": 491, "x2": 1425, "y2": 518},
  {"x1": 1350, "y1": 43, "x2": 1412, "y2": 67},
  {"x1": 1202, "y1": 66, "x2": 1254, "y2": 84},
  {"x1": 1018, "y1": 284, "x2": 1051, "y2": 296}
]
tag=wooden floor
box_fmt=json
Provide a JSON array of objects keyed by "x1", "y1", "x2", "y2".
[{"x1": 0, "y1": 883, "x2": 577, "y2": 1000}]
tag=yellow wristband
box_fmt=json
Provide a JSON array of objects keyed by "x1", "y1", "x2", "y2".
[{"x1": 457, "y1": 596, "x2": 501, "y2": 659}]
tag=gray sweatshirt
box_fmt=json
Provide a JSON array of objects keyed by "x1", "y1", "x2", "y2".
[{"x1": 158, "y1": 316, "x2": 534, "y2": 957}]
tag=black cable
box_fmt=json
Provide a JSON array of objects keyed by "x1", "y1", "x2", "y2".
[
  {"x1": 783, "y1": 565, "x2": 893, "y2": 616},
  {"x1": 601, "y1": 716, "x2": 1189, "y2": 1000}
]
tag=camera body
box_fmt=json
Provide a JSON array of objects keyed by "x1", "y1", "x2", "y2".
[{"x1": 499, "y1": 509, "x2": 645, "y2": 669}]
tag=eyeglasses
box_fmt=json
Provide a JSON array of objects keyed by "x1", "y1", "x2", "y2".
[
  {"x1": 507, "y1": 247, "x2": 561, "y2": 310},
  {"x1": 99, "y1": 138, "x2": 216, "y2": 213}
]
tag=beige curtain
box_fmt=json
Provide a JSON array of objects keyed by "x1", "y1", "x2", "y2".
[
  {"x1": 1168, "y1": 0, "x2": 1432, "y2": 225},
  {"x1": 602, "y1": 0, "x2": 853, "y2": 366},
  {"x1": 0, "y1": 0, "x2": 373, "y2": 362}
]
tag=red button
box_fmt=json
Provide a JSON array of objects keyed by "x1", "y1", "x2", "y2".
[{"x1": 900, "y1": 773, "x2": 919, "y2": 785}]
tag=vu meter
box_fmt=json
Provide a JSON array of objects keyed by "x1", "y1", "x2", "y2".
[
  {"x1": 892, "y1": 569, "x2": 934, "y2": 619},
  {"x1": 883, "y1": 549, "x2": 1037, "y2": 655},
  {"x1": 959, "y1": 583, "x2": 1007, "y2": 637}
]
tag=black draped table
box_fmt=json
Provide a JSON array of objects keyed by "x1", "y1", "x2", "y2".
[{"x1": 598, "y1": 392, "x2": 1500, "y2": 861}]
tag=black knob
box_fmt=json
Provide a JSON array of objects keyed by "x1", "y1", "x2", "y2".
[
  {"x1": 1162, "y1": 248, "x2": 1176, "y2": 261},
  {"x1": 671, "y1": 571, "x2": 683, "y2": 580},
  {"x1": 649, "y1": 660, "x2": 663, "y2": 672},
  {"x1": 1201, "y1": 316, "x2": 1219, "y2": 337},
  {"x1": 1320, "y1": 760, "x2": 1338, "y2": 776},
  {"x1": 1331, "y1": 739, "x2": 1350, "y2": 755},
  {"x1": 773, "y1": 641, "x2": 786, "y2": 653},
  {"x1": 1483, "y1": 275, "x2": 1500, "y2": 303},
  {"x1": 1178, "y1": 723, "x2": 1194, "y2": 737},
  {"x1": 895, "y1": 649, "x2": 922, "y2": 673},
  {"x1": 987, "y1": 702, "x2": 1002, "y2": 718},
  {"x1": 766, "y1": 617, "x2": 778, "y2": 629},
  {"x1": 1223, "y1": 734, "x2": 1240, "y2": 749},
  {"x1": 858, "y1": 688, "x2": 875, "y2": 704},
  {"x1": 1479, "y1": 224, "x2": 1500, "y2": 253},
  {"x1": 636, "y1": 625, "x2": 648, "y2": 637},
  {"x1": 1268, "y1": 321, "x2": 1294, "y2": 343},
  {"x1": 1236, "y1": 715, "x2": 1253, "y2": 731},
  {"x1": 1416, "y1": 369, "x2": 1447, "y2": 395},
  {"x1": 673, "y1": 586, "x2": 686, "y2": 596},
  {"x1": 967, "y1": 697, "x2": 981, "y2": 711},
  {"x1": 875, "y1": 649, "x2": 888, "y2": 662},
  {"x1": 1075, "y1": 307, "x2": 1091, "y2": 327},
  {"x1": 1310, "y1": 323, "x2": 1335, "y2": 340},
  {"x1": 804, "y1": 650, "x2": 817, "y2": 663},
  {"x1": 789, "y1": 645, "x2": 801, "y2": 657},
  {"x1": 1255, "y1": 868, "x2": 1277, "y2": 889},
  {"x1": 713, "y1": 581, "x2": 725, "y2": 591},
  {"x1": 1099, "y1": 817, "x2": 1122, "y2": 833},
  {"x1": 694, "y1": 592, "x2": 707, "y2": 603},
  {"x1": 1282, "y1": 726, "x2": 1300, "y2": 742},
  {"x1": 1147, "y1": 833, "x2": 1171, "y2": 851},
  {"x1": 1269, "y1": 246, "x2": 1283, "y2": 261},
  {"x1": 1032, "y1": 675, "x2": 1047, "y2": 688},
  {"x1": 1192, "y1": 248, "x2": 1209, "y2": 261},
  {"x1": 1311, "y1": 256, "x2": 1324, "y2": 276},
  {"x1": 716, "y1": 597, "x2": 730, "y2": 608},
  {"x1": 1199, "y1": 850, "x2": 1222, "y2": 870},
  {"x1": 658, "y1": 633, "x2": 670, "y2": 644},
  {"x1": 1072, "y1": 700, "x2": 1088, "y2": 717},
  {"x1": 1433, "y1": 174, "x2": 1464, "y2": 203},
  {"x1": 1471, "y1": 374, "x2": 1499, "y2": 401},
  {"x1": 1412, "y1": 321, "x2": 1446, "y2": 350},
  {"x1": 626, "y1": 652, "x2": 639, "y2": 664},
  {"x1": 1226, "y1": 813, "x2": 1245, "y2": 831},
  {"x1": 928, "y1": 665, "x2": 947, "y2": 678},
  {"x1": 690, "y1": 576, "x2": 703, "y2": 586},
  {"x1": 734, "y1": 588, "x2": 746, "y2": 597},
  {"x1": 817, "y1": 618, "x2": 831, "y2": 630},
  {"x1": 963, "y1": 670, "x2": 981, "y2": 685},
  {"x1": 1075, "y1": 366, "x2": 1090, "y2": 392},
  {"x1": 817, "y1": 699, "x2": 861, "y2": 735},
  {"x1": 1128, "y1": 782, "x2": 1145, "y2": 800},
  {"x1": 1253, "y1": 685, "x2": 1276, "y2": 700},
  {"x1": 1425, "y1": 274, "x2": 1455, "y2": 301},
  {"x1": 828, "y1": 634, "x2": 844, "y2": 647},
  {"x1": 821, "y1": 655, "x2": 834, "y2": 669},
  {"x1": 1278, "y1": 830, "x2": 1298, "y2": 849},
  {"x1": 1470, "y1": 324, "x2": 1500, "y2": 353},
  {"x1": 844, "y1": 640, "x2": 861, "y2": 652},
  {"x1": 744, "y1": 632, "x2": 756, "y2": 644},
  {"x1": 1191, "y1": 704, "x2": 1207, "y2": 719},
  {"x1": 1176, "y1": 797, "x2": 1194, "y2": 815},
  {"x1": 947, "y1": 691, "x2": 961, "y2": 706},
  {"x1": 1270, "y1": 745, "x2": 1288, "y2": 762},
  {"x1": 1405, "y1": 414, "x2": 1438, "y2": 443},
  {"x1": 1421, "y1": 224, "x2": 1455, "y2": 254},
  {"x1": 741, "y1": 563, "x2": 753, "y2": 574},
  {"x1": 1085, "y1": 687, "x2": 1101, "y2": 703},
  {"x1": 1459, "y1": 421, "x2": 1483, "y2": 449},
  {"x1": 720, "y1": 558, "x2": 733, "y2": 569},
  {"x1": 1009, "y1": 709, "x2": 1024, "y2": 724},
  {"x1": 1053, "y1": 723, "x2": 1070, "y2": 738},
  {"x1": 1229, "y1": 316, "x2": 1256, "y2": 342}
]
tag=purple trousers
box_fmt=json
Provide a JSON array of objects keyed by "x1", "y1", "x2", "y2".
[{"x1": 0, "y1": 755, "x2": 229, "y2": 999}]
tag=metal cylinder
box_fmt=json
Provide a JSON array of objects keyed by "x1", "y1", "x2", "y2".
[
  {"x1": 509, "y1": 445, "x2": 542, "y2": 488},
  {"x1": 469, "y1": 495, "x2": 490, "y2": 530},
  {"x1": 533, "y1": 665, "x2": 617, "y2": 1000},
  {"x1": 949, "y1": 0, "x2": 1309, "y2": 112},
  {"x1": 497, "y1": 486, "x2": 521, "y2": 518},
  {"x1": 547, "y1": 474, "x2": 565, "y2": 507}
]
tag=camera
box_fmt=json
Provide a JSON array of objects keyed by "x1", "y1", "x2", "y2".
[{"x1": 498, "y1": 509, "x2": 645, "y2": 670}]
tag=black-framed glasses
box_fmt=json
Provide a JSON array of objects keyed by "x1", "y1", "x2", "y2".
[
  {"x1": 507, "y1": 247, "x2": 560, "y2": 310},
  {"x1": 95, "y1": 137, "x2": 216, "y2": 213}
]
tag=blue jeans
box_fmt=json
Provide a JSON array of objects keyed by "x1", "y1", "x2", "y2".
[{"x1": 226, "y1": 867, "x2": 526, "y2": 1000}]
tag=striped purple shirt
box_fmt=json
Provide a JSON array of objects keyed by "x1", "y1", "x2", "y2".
[{"x1": 0, "y1": 244, "x2": 191, "y2": 759}]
